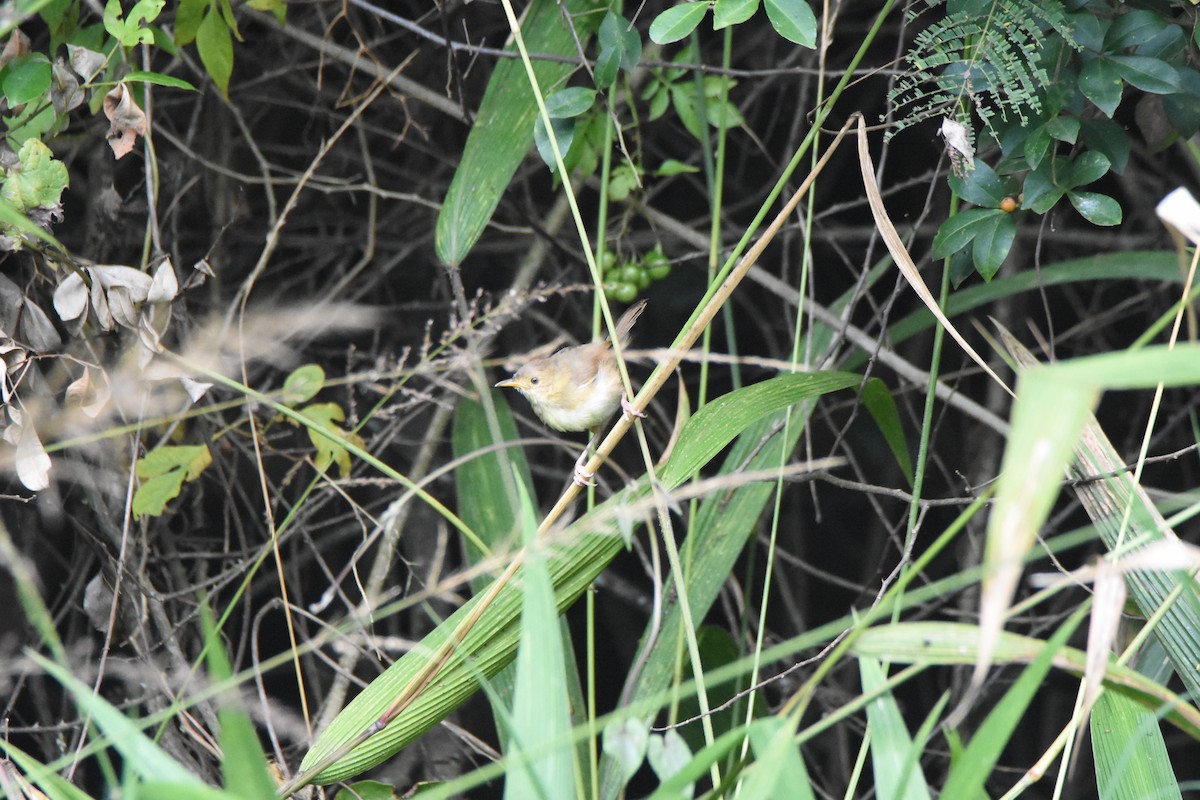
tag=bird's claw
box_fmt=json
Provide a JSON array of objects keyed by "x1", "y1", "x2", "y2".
[
  {"x1": 574, "y1": 450, "x2": 596, "y2": 487},
  {"x1": 622, "y1": 395, "x2": 645, "y2": 420}
]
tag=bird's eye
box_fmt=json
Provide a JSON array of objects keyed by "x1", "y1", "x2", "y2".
[{"x1": 530, "y1": 376, "x2": 539, "y2": 385}]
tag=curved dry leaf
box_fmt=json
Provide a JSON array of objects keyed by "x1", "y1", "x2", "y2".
[
  {"x1": 53, "y1": 271, "x2": 88, "y2": 321},
  {"x1": 90, "y1": 275, "x2": 113, "y2": 330},
  {"x1": 19, "y1": 299, "x2": 61, "y2": 352},
  {"x1": 66, "y1": 44, "x2": 106, "y2": 83},
  {"x1": 51, "y1": 59, "x2": 84, "y2": 115},
  {"x1": 148, "y1": 260, "x2": 178, "y2": 303},
  {"x1": 66, "y1": 366, "x2": 111, "y2": 418},
  {"x1": 103, "y1": 83, "x2": 147, "y2": 160},
  {"x1": 106, "y1": 284, "x2": 138, "y2": 329},
  {"x1": 92, "y1": 265, "x2": 152, "y2": 300},
  {"x1": 1, "y1": 30, "x2": 30, "y2": 68},
  {"x1": 15, "y1": 420, "x2": 51, "y2": 491},
  {"x1": 179, "y1": 377, "x2": 212, "y2": 402}
]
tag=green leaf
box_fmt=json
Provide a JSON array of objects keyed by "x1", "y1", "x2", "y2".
[
  {"x1": 133, "y1": 445, "x2": 211, "y2": 518},
  {"x1": 1106, "y1": 9, "x2": 1169, "y2": 50},
  {"x1": 1111, "y1": 54, "x2": 1179, "y2": 94},
  {"x1": 543, "y1": 86, "x2": 595, "y2": 118},
  {"x1": 123, "y1": 69, "x2": 198, "y2": 90},
  {"x1": 104, "y1": 0, "x2": 164, "y2": 46},
  {"x1": 1080, "y1": 57, "x2": 1123, "y2": 117},
  {"x1": 2, "y1": 53, "x2": 51, "y2": 105},
  {"x1": 1079, "y1": 117, "x2": 1130, "y2": 173},
  {"x1": 655, "y1": 158, "x2": 699, "y2": 176},
  {"x1": 136, "y1": 444, "x2": 212, "y2": 481},
  {"x1": 861, "y1": 378, "x2": 913, "y2": 485},
  {"x1": 0, "y1": 197, "x2": 65, "y2": 249},
  {"x1": 670, "y1": 85, "x2": 705, "y2": 139},
  {"x1": 196, "y1": 8, "x2": 233, "y2": 98},
  {"x1": 713, "y1": 0, "x2": 758, "y2": 31},
  {"x1": 930, "y1": 208, "x2": 996, "y2": 259},
  {"x1": 282, "y1": 363, "x2": 325, "y2": 405},
  {"x1": 335, "y1": 782, "x2": 397, "y2": 800},
  {"x1": 1021, "y1": 160, "x2": 1066, "y2": 214},
  {"x1": 533, "y1": 114, "x2": 576, "y2": 170},
  {"x1": 948, "y1": 159, "x2": 1005, "y2": 207},
  {"x1": 1069, "y1": 190, "x2": 1122, "y2": 226},
  {"x1": 300, "y1": 402, "x2": 361, "y2": 477},
  {"x1": 970, "y1": 210, "x2": 1016, "y2": 280},
  {"x1": 1, "y1": 138, "x2": 69, "y2": 211},
  {"x1": 649, "y1": 3, "x2": 709, "y2": 45},
  {"x1": 764, "y1": 0, "x2": 816, "y2": 47},
  {"x1": 1092, "y1": 691, "x2": 1182, "y2": 800},
  {"x1": 860, "y1": 658, "x2": 932, "y2": 800},
  {"x1": 660, "y1": 371, "x2": 863, "y2": 486},
  {"x1": 503, "y1": 537, "x2": 573, "y2": 800},
  {"x1": 602, "y1": 719, "x2": 649, "y2": 787},
  {"x1": 1043, "y1": 115, "x2": 1079, "y2": 145},
  {"x1": 1067, "y1": 150, "x2": 1111, "y2": 187},
  {"x1": 596, "y1": 10, "x2": 640, "y2": 87},
  {"x1": 435, "y1": 0, "x2": 605, "y2": 265},
  {"x1": 174, "y1": 0, "x2": 206, "y2": 45}
]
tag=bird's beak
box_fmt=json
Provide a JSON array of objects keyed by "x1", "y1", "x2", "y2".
[{"x1": 495, "y1": 376, "x2": 525, "y2": 390}]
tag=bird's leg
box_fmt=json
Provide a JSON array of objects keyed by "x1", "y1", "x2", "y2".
[
  {"x1": 573, "y1": 428, "x2": 602, "y2": 487},
  {"x1": 621, "y1": 395, "x2": 645, "y2": 420}
]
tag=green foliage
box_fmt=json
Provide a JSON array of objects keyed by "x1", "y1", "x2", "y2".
[
  {"x1": 103, "y1": 0, "x2": 165, "y2": 47},
  {"x1": 174, "y1": 0, "x2": 241, "y2": 97},
  {"x1": 650, "y1": 0, "x2": 816, "y2": 46},
  {"x1": 1, "y1": 138, "x2": 68, "y2": 212},
  {"x1": 909, "y1": 0, "x2": 1200, "y2": 281},
  {"x1": 133, "y1": 444, "x2": 213, "y2": 518}
]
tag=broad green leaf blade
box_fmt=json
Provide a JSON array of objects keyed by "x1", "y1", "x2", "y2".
[
  {"x1": 195, "y1": 9, "x2": 233, "y2": 98},
  {"x1": 451, "y1": 390, "x2": 535, "y2": 565},
  {"x1": 649, "y1": 3, "x2": 709, "y2": 44},
  {"x1": 948, "y1": 159, "x2": 1006, "y2": 207},
  {"x1": 1110, "y1": 55, "x2": 1179, "y2": 94},
  {"x1": 660, "y1": 371, "x2": 862, "y2": 486},
  {"x1": 504, "y1": 542, "x2": 572, "y2": 800},
  {"x1": 970, "y1": 211, "x2": 1016, "y2": 279},
  {"x1": 860, "y1": 658, "x2": 931, "y2": 800},
  {"x1": 860, "y1": 378, "x2": 913, "y2": 484},
  {"x1": 713, "y1": 0, "x2": 758, "y2": 31},
  {"x1": 764, "y1": 0, "x2": 817, "y2": 47},
  {"x1": 745, "y1": 717, "x2": 815, "y2": 800},
  {"x1": 1092, "y1": 690, "x2": 1182, "y2": 800},
  {"x1": 124, "y1": 70, "x2": 198, "y2": 90},
  {"x1": 1069, "y1": 190, "x2": 1122, "y2": 226},
  {"x1": 1080, "y1": 58, "x2": 1123, "y2": 116},
  {"x1": 30, "y1": 653, "x2": 202, "y2": 785},
  {"x1": 435, "y1": 0, "x2": 604, "y2": 265},
  {"x1": 931, "y1": 208, "x2": 996, "y2": 259}
]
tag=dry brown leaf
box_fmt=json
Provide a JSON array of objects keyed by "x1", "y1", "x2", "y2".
[
  {"x1": 103, "y1": 83, "x2": 147, "y2": 159},
  {"x1": 0, "y1": 29, "x2": 30, "y2": 69}
]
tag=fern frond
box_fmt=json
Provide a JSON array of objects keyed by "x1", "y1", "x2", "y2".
[{"x1": 886, "y1": 0, "x2": 1079, "y2": 142}]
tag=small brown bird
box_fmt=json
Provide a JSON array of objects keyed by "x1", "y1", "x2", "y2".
[{"x1": 496, "y1": 300, "x2": 647, "y2": 486}]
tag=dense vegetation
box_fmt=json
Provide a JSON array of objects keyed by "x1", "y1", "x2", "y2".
[{"x1": 2, "y1": 0, "x2": 1200, "y2": 797}]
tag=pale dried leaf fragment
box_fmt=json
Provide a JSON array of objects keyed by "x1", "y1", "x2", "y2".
[
  {"x1": 66, "y1": 366, "x2": 111, "y2": 418},
  {"x1": 53, "y1": 271, "x2": 88, "y2": 321},
  {"x1": 14, "y1": 418, "x2": 51, "y2": 491},
  {"x1": 148, "y1": 259, "x2": 178, "y2": 303},
  {"x1": 940, "y1": 117, "x2": 974, "y2": 169},
  {"x1": 106, "y1": 285, "x2": 138, "y2": 329},
  {"x1": 103, "y1": 83, "x2": 147, "y2": 159},
  {"x1": 66, "y1": 44, "x2": 106, "y2": 83},
  {"x1": 179, "y1": 377, "x2": 212, "y2": 402},
  {"x1": 1156, "y1": 188, "x2": 1200, "y2": 246},
  {"x1": 0, "y1": 29, "x2": 30, "y2": 68},
  {"x1": 51, "y1": 59, "x2": 84, "y2": 114},
  {"x1": 90, "y1": 275, "x2": 113, "y2": 330}
]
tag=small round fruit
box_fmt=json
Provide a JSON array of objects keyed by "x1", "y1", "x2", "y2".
[
  {"x1": 1000, "y1": 196, "x2": 1019, "y2": 213},
  {"x1": 605, "y1": 281, "x2": 639, "y2": 303}
]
